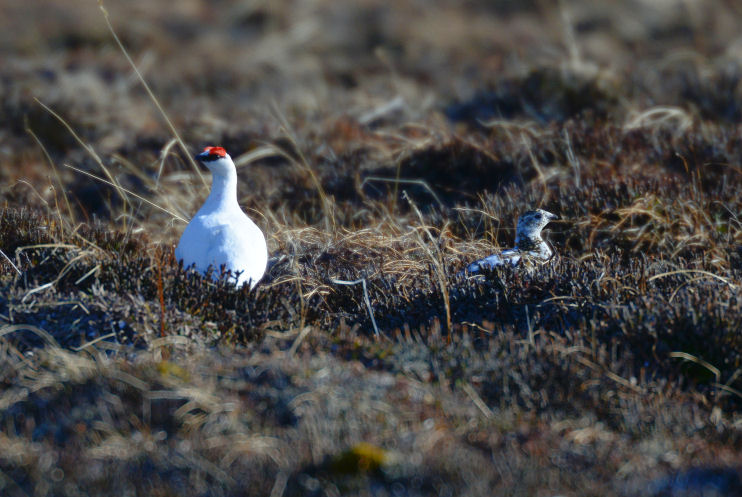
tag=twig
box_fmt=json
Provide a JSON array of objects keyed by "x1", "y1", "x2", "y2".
[
  {"x1": 712, "y1": 382, "x2": 742, "y2": 400},
  {"x1": 669, "y1": 351, "x2": 721, "y2": 383},
  {"x1": 649, "y1": 269, "x2": 736, "y2": 289},
  {"x1": 270, "y1": 102, "x2": 335, "y2": 232},
  {"x1": 0, "y1": 324, "x2": 60, "y2": 348},
  {"x1": 63, "y1": 164, "x2": 187, "y2": 223},
  {"x1": 331, "y1": 278, "x2": 381, "y2": 337},
  {"x1": 569, "y1": 352, "x2": 645, "y2": 393},
  {"x1": 358, "y1": 95, "x2": 406, "y2": 125},
  {"x1": 72, "y1": 332, "x2": 117, "y2": 352},
  {"x1": 288, "y1": 325, "x2": 313, "y2": 355},
  {"x1": 270, "y1": 471, "x2": 289, "y2": 497},
  {"x1": 156, "y1": 253, "x2": 166, "y2": 338},
  {"x1": 361, "y1": 176, "x2": 444, "y2": 209},
  {"x1": 98, "y1": 0, "x2": 205, "y2": 185},
  {"x1": 405, "y1": 192, "x2": 452, "y2": 335},
  {"x1": 26, "y1": 125, "x2": 75, "y2": 224},
  {"x1": 563, "y1": 128, "x2": 580, "y2": 188},
  {"x1": 624, "y1": 106, "x2": 693, "y2": 134},
  {"x1": 34, "y1": 99, "x2": 136, "y2": 228},
  {"x1": 156, "y1": 138, "x2": 178, "y2": 189},
  {"x1": 74, "y1": 264, "x2": 100, "y2": 285},
  {"x1": 461, "y1": 382, "x2": 493, "y2": 419},
  {"x1": 0, "y1": 248, "x2": 21, "y2": 276}
]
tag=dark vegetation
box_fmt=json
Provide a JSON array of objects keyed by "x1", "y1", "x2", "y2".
[{"x1": 2, "y1": 1, "x2": 742, "y2": 496}]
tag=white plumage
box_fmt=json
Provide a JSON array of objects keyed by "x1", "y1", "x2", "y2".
[
  {"x1": 175, "y1": 147, "x2": 268, "y2": 288},
  {"x1": 463, "y1": 209, "x2": 558, "y2": 275}
]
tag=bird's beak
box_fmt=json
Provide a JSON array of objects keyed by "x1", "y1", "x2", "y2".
[
  {"x1": 548, "y1": 212, "x2": 560, "y2": 222},
  {"x1": 194, "y1": 152, "x2": 210, "y2": 170}
]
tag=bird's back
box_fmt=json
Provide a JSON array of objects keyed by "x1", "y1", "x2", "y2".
[{"x1": 465, "y1": 249, "x2": 520, "y2": 274}]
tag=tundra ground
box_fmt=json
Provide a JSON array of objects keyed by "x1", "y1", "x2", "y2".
[{"x1": 2, "y1": 1, "x2": 742, "y2": 496}]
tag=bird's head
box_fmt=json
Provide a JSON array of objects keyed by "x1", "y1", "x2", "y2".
[
  {"x1": 515, "y1": 209, "x2": 559, "y2": 246},
  {"x1": 196, "y1": 146, "x2": 234, "y2": 176}
]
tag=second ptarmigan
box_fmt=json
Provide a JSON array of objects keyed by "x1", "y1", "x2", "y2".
[
  {"x1": 462, "y1": 208, "x2": 559, "y2": 275},
  {"x1": 175, "y1": 146, "x2": 268, "y2": 288}
]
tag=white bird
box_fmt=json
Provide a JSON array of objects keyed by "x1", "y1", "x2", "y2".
[
  {"x1": 175, "y1": 146, "x2": 268, "y2": 288},
  {"x1": 463, "y1": 209, "x2": 559, "y2": 275}
]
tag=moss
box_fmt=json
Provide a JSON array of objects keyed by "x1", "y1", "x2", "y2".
[{"x1": 329, "y1": 443, "x2": 388, "y2": 475}]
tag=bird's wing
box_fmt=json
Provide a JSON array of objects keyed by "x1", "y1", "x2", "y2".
[
  {"x1": 502, "y1": 249, "x2": 521, "y2": 266},
  {"x1": 465, "y1": 249, "x2": 521, "y2": 274},
  {"x1": 204, "y1": 220, "x2": 268, "y2": 284},
  {"x1": 204, "y1": 223, "x2": 257, "y2": 262},
  {"x1": 175, "y1": 217, "x2": 211, "y2": 269}
]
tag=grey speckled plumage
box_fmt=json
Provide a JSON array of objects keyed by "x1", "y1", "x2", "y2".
[{"x1": 462, "y1": 209, "x2": 559, "y2": 275}]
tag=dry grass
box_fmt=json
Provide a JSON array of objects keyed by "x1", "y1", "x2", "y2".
[{"x1": 2, "y1": 1, "x2": 742, "y2": 496}]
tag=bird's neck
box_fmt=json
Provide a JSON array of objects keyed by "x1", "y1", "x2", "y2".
[
  {"x1": 516, "y1": 234, "x2": 552, "y2": 259},
  {"x1": 203, "y1": 171, "x2": 239, "y2": 213}
]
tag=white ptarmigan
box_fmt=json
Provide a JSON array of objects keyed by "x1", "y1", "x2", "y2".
[
  {"x1": 463, "y1": 209, "x2": 559, "y2": 275},
  {"x1": 175, "y1": 146, "x2": 268, "y2": 288}
]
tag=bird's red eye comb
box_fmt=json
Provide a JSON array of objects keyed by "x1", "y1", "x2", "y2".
[{"x1": 202, "y1": 146, "x2": 227, "y2": 157}]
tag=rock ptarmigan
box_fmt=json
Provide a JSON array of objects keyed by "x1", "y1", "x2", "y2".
[
  {"x1": 175, "y1": 146, "x2": 268, "y2": 288},
  {"x1": 463, "y1": 209, "x2": 559, "y2": 275}
]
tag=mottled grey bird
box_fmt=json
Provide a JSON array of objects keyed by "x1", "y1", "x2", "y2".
[{"x1": 462, "y1": 209, "x2": 559, "y2": 275}]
